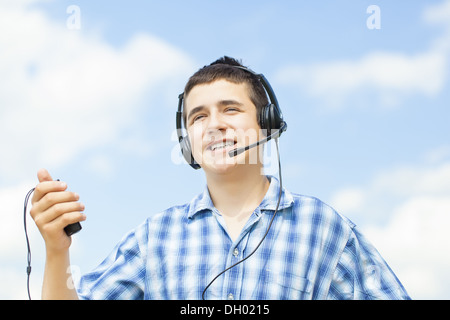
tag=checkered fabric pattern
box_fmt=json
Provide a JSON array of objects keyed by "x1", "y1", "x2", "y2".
[{"x1": 76, "y1": 176, "x2": 410, "y2": 300}]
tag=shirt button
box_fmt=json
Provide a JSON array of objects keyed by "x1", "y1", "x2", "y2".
[
  {"x1": 233, "y1": 248, "x2": 239, "y2": 257},
  {"x1": 227, "y1": 293, "x2": 234, "y2": 300}
]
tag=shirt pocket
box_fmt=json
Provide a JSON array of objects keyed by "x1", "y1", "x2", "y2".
[{"x1": 274, "y1": 272, "x2": 312, "y2": 300}]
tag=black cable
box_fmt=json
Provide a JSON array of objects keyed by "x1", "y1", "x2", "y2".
[
  {"x1": 24, "y1": 187, "x2": 35, "y2": 300},
  {"x1": 201, "y1": 139, "x2": 283, "y2": 300}
]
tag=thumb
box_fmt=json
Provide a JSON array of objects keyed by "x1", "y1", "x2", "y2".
[{"x1": 37, "y1": 168, "x2": 54, "y2": 183}]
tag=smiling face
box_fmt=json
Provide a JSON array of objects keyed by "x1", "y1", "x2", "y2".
[{"x1": 184, "y1": 79, "x2": 263, "y2": 174}]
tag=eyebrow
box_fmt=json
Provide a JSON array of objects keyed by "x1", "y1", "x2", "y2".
[
  {"x1": 186, "y1": 106, "x2": 205, "y2": 123},
  {"x1": 186, "y1": 99, "x2": 244, "y2": 123}
]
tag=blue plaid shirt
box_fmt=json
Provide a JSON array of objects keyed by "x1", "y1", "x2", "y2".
[{"x1": 76, "y1": 176, "x2": 410, "y2": 300}]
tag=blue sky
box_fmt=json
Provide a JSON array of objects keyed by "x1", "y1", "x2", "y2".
[{"x1": 1, "y1": 0, "x2": 450, "y2": 299}]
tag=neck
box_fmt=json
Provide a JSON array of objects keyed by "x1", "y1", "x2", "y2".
[{"x1": 206, "y1": 164, "x2": 269, "y2": 219}]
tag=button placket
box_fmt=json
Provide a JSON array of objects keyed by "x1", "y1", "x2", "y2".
[{"x1": 221, "y1": 210, "x2": 263, "y2": 300}]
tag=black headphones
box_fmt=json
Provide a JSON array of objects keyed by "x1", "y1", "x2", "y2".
[{"x1": 176, "y1": 65, "x2": 286, "y2": 169}]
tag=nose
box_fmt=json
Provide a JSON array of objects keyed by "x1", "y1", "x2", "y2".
[{"x1": 206, "y1": 110, "x2": 227, "y2": 134}]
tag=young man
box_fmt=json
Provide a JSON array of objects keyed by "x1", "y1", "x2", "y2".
[{"x1": 30, "y1": 56, "x2": 410, "y2": 300}]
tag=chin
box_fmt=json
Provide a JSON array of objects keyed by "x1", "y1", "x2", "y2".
[
  {"x1": 196, "y1": 148, "x2": 261, "y2": 175},
  {"x1": 202, "y1": 160, "x2": 238, "y2": 176},
  {"x1": 203, "y1": 159, "x2": 262, "y2": 178}
]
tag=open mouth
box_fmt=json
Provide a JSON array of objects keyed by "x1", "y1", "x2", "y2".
[{"x1": 207, "y1": 139, "x2": 237, "y2": 153}]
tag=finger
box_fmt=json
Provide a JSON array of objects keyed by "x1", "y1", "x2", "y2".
[
  {"x1": 31, "y1": 190, "x2": 79, "y2": 218},
  {"x1": 33, "y1": 168, "x2": 59, "y2": 203},
  {"x1": 42, "y1": 210, "x2": 86, "y2": 237},
  {"x1": 37, "y1": 168, "x2": 53, "y2": 183},
  {"x1": 34, "y1": 200, "x2": 85, "y2": 227},
  {"x1": 32, "y1": 179, "x2": 68, "y2": 204}
]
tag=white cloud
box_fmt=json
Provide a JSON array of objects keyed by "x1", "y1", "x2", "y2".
[
  {"x1": 275, "y1": 1, "x2": 450, "y2": 110},
  {"x1": 0, "y1": 2, "x2": 195, "y2": 183},
  {"x1": 0, "y1": 267, "x2": 35, "y2": 300},
  {"x1": 365, "y1": 196, "x2": 450, "y2": 299},
  {"x1": 0, "y1": 182, "x2": 38, "y2": 260},
  {"x1": 0, "y1": 181, "x2": 45, "y2": 300},
  {"x1": 277, "y1": 51, "x2": 447, "y2": 110},
  {"x1": 424, "y1": 0, "x2": 450, "y2": 30},
  {"x1": 423, "y1": 145, "x2": 450, "y2": 164},
  {"x1": 330, "y1": 187, "x2": 366, "y2": 213},
  {"x1": 0, "y1": 1, "x2": 195, "y2": 299},
  {"x1": 86, "y1": 154, "x2": 115, "y2": 179},
  {"x1": 330, "y1": 148, "x2": 450, "y2": 299}
]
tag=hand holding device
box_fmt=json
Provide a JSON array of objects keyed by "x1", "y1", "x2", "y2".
[
  {"x1": 24, "y1": 169, "x2": 84, "y2": 299},
  {"x1": 30, "y1": 169, "x2": 85, "y2": 250}
]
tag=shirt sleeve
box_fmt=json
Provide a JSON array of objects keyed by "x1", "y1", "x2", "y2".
[
  {"x1": 328, "y1": 227, "x2": 411, "y2": 300},
  {"x1": 76, "y1": 226, "x2": 147, "y2": 300}
]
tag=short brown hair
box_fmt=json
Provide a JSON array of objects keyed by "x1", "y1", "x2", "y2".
[{"x1": 183, "y1": 56, "x2": 269, "y2": 126}]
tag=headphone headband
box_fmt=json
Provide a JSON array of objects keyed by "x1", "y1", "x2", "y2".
[{"x1": 233, "y1": 66, "x2": 280, "y2": 115}]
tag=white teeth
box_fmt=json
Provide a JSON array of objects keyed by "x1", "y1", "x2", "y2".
[{"x1": 211, "y1": 141, "x2": 234, "y2": 151}]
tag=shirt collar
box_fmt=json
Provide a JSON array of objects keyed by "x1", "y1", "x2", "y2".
[
  {"x1": 187, "y1": 175, "x2": 294, "y2": 219},
  {"x1": 187, "y1": 186, "x2": 215, "y2": 219}
]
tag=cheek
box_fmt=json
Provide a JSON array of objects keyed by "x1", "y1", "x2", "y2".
[
  {"x1": 235, "y1": 119, "x2": 262, "y2": 143},
  {"x1": 187, "y1": 124, "x2": 204, "y2": 155}
]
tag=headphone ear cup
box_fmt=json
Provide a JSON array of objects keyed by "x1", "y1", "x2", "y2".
[
  {"x1": 259, "y1": 104, "x2": 269, "y2": 134},
  {"x1": 180, "y1": 136, "x2": 201, "y2": 169},
  {"x1": 260, "y1": 103, "x2": 283, "y2": 136},
  {"x1": 270, "y1": 103, "x2": 283, "y2": 130}
]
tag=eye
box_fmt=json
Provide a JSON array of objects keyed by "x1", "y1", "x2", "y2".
[
  {"x1": 225, "y1": 107, "x2": 239, "y2": 113},
  {"x1": 192, "y1": 114, "x2": 206, "y2": 123}
]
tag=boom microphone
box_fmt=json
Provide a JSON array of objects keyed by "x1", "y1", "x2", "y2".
[{"x1": 228, "y1": 121, "x2": 287, "y2": 157}]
